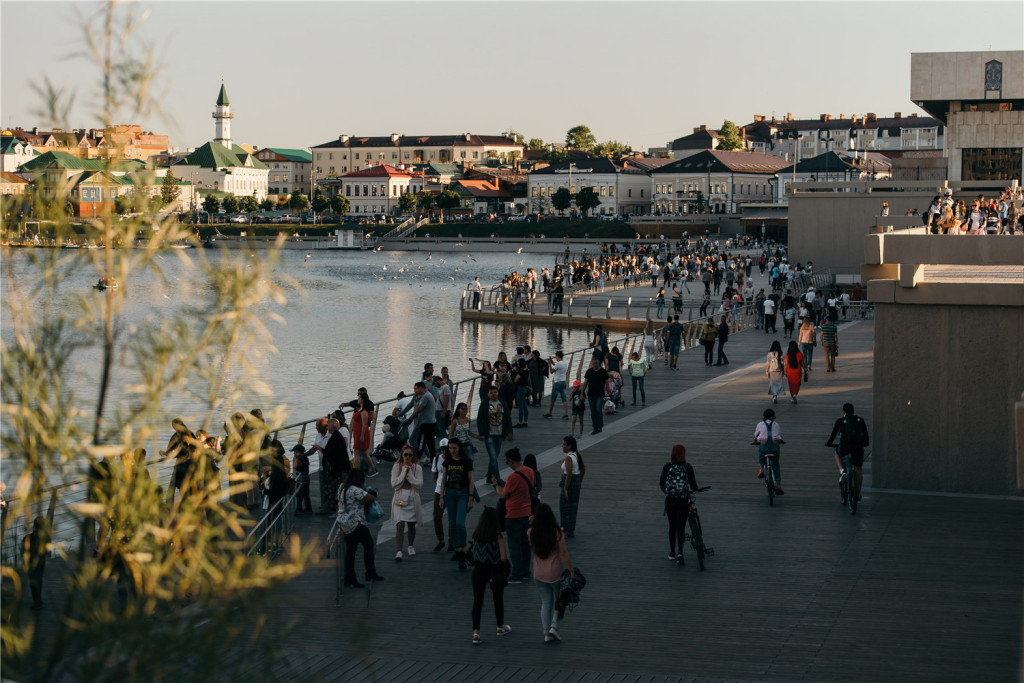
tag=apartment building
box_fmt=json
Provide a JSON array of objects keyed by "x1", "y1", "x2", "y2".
[
  {"x1": 527, "y1": 158, "x2": 650, "y2": 217},
  {"x1": 254, "y1": 148, "x2": 312, "y2": 197},
  {"x1": 648, "y1": 150, "x2": 789, "y2": 215}
]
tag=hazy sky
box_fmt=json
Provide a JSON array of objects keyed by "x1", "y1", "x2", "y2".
[{"x1": 2, "y1": 1, "x2": 1021, "y2": 153}]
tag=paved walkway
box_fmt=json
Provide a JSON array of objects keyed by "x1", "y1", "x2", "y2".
[{"x1": 267, "y1": 320, "x2": 1023, "y2": 682}]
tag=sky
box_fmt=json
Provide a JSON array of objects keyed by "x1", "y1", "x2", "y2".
[{"x1": 2, "y1": 0, "x2": 1022, "y2": 154}]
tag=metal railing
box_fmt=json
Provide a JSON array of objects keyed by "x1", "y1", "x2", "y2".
[{"x1": 245, "y1": 487, "x2": 299, "y2": 559}]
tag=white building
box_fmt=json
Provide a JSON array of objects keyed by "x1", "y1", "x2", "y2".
[
  {"x1": 330, "y1": 164, "x2": 423, "y2": 216},
  {"x1": 254, "y1": 148, "x2": 312, "y2": 198},
  {"x1": 171, "y1": 83, "x2": 269, "y2": 200},
  {"x1": 648, "y1": 150, "x2": 790, "y2": 215},
  {"x1": 1, "y1": 132, "x2": 38, "y2": 172},
  {"x1": 311, "y1": 133, "x2": 523, "y2": 183},
  {"x1": 527, "y1": 158, "x2": 650, "y2": 217}
]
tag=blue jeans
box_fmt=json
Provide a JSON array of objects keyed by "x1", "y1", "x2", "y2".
[
  {"x1": 537, "y1": 579, "x2": 562, "y2": 633},
  {"x1": 630, "y1": 375, "x2": 645, "y2": 404},
  {"x1": 505, "y1": 516, "x2": 531, "y2": 580},
  {"x1": 656, "y1": 301, "x2": 664, "y2": 318},
  {"x1": 484, "y1": 435, "x2": 503, "y2": 483},
  {"x1": 588, "y1": 395, "x2": 604, "y2": 431},
  {"x1": 444, "y1": 487, "x2": 469, "y2": 549},
  {"x1": 800, "y1": 342, "x2": 814, "y2": 369},
  {"x1": 550, "y1": 381, "x2": 567, "y2": 403},
  {"x1": 758, "y1": 443, "x2": 781, "y2": 483},
  {"x1": 516, "y1": 385, "x2": 529, "y2": 423}
]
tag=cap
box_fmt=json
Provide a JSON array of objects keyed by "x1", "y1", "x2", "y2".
[
  {"x1": 439, "y1": 438, "x2": 450, "y2": 448},
  {"x1": 572, "y1": 380, "x2": 581, "y2": 387},
  {"x1": 291, "y1": 444, "x2": 305, "y2": 453},
  {"x1": 943, "y1": 188, "x2": 952, "y2": 196}
]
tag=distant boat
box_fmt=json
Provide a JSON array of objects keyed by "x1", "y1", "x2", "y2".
[{"x1": 96, "y1": 277, "x2": 119, "y2": 290}]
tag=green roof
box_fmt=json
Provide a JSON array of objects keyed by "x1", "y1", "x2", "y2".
[
  {"x1": 174, "y1": 142, "x2": 267, "y2": 170},
  {"x1": 216, "y1": 83, "x2": 230, "y2": 107},
  {"x1": 20, "y1": 150, "x2": 108, "y2": 172},
  {"x1": 0, "y1": 135, "x2": 38, "y2": 155},
  {"x1": 263, "y1": 147, "x2": 311, "y2": 163}
]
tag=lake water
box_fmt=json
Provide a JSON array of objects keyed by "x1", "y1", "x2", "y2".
[{"x1": 1, "y1": 247, "x2": 599, "y2": 473}]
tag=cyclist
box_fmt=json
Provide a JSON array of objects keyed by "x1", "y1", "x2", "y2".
[
  {"x1": 825, "y1": 402, "x2": 870, "y2": 501},
  {"x1": 754, "y1": 409, "x2": 784, "y2": 495}
]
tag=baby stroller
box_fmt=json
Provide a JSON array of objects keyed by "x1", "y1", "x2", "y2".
[
  {"x1": 372, "y1": 415, "x2": 407, "y2": 464},
  {"x1": 605, "y1": 372, "x2": 623, "y2": 411}
]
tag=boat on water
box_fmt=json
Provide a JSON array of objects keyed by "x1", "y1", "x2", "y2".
[{"x1": 96, "y1": 276, "x2": 119, "y2": 290}]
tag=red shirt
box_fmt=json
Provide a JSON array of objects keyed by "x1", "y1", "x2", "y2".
[{"x1": 504, "y1": 467, "x2": 535, "y2": 519}]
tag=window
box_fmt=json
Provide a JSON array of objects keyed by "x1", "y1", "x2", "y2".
[
  {"x1": 460, "y1": 151, "x2": 466, "y2": 159},
  {"x1": 640, "y1": 189, "x2": 644, "y2": 198},
  {"x1": 628, "y1": 189, "x2": 632, "y2": 198},
  {"x1": 532, "y1": 187, "x2": 537, "y2": 197},
  {"x1": 473, "y1": 152, "x2": 478, "y2": 159},
  {"x1": 600, "y1": 186, "x2": 606, "y2": 196},
  {"x1": 372, "y1": 185, "x2": 377, "y2": 196},
  {"x1": 343, "y1": 154, "x2": 347, "y2": 160},
  {"x1": 392, "y1": 153, "x2": 397, "y2": 160},
  {"x1": 345, "y1": 185, "x2": 351, "y2": 196},
  {"x1": 355, "y1": 153, "x2": 360, "y2": 160},
  {"x1": 316, "y1": 153, "x2": 321, "y2": 161},
  {"x1": 609, "y1": 186, "x2": 615, "y2": 197},
  {"x1": 363, "y1": 185, "x2": 368, "y2": 196},
  {"x1": 666, "y1": 184, "x2": 672, "y2": 194},
  {"x1": 380, "y1": 184, "x2": 385, "y2": 195}
]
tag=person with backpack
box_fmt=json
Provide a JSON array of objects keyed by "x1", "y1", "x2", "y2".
[
  {"x1": 659, "y1": 444, "x2": 699, "y2": 564},
  {"x1": 491, "y1": 448, "x2": 537, "y2": 584},
  {"x1": 754, "y1": 409, "x2": 784, "y2": 496},
  {"x1": 558, "y1": 436, "x2": 586, "y2": 539},
  {"x1": 569, "y1": 381, "x2": 586, "y2": 436},
  {"x1": 765, "y1": 340, "x2": 786, "y2": 403},
  {"x1": 825, "y1": 402, "x2": 870, "y2": 494}
]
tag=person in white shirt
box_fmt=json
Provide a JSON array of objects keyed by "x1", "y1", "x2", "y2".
[
  {"x1": 763, "y1": 296, "x2": 777, "y2": 334},
  {"x1": 543, "y1": 351, "x2": 570, "y2": 420},
  {"x1": 754, "y1": 409, "x2": 784, "y2": 495}
]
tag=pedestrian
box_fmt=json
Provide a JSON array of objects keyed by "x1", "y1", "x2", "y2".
[
  {"x1": 470, "y1": 507, "x2": 512, "y2": 644},
  {"x1": 785, "y1": 341, "x2": 805, "y2": 404},
  {"x1": 763, "y1": 294, "x2": 777, "y2": 334},
  {"x1": 544, "y1": 351, "x2": 569, "y2": 420},
  {"x1": 581, "y1": 358, "x2": 609, "y2": 435},
  {"x1": 429, "y1": 441, "x2": 449, "y2": 552},
  {"x1": 655, "y1": 287, "x2": 665, "y2": 319},
  {"x1": 819, "y1": 315, "x2": 839, "y2": 372},
  {"x1": 291, "y1": 444, "x2": 312, "y2": 515},
  {"x1": 642, "y1": 320, "x2": 657, "y2": 369},
  {"x1": 798, "y1": 316, "x2": 816, "y2": 376},
  {"x1": 351, "y1": 394, "x2": 377, "y2": 477},
  {"x1": 529, "y1": 504, "x2": 574, "y2": 643},
  {"x1": 491, "y1": 448, "x2": 536, "y2": 583},
  {"x1": 24, "y1": 516, "x2": 50, "y2": 609},
  {"x1": 766, "y1": 340, "x2": 786, "y2": 403},
  {"x1": 391, "y1": 446, "x2": 424, "y2": 561},
  {"x1": 338, "y1": 469, "x2": 385, "y2": 588},
  {"x1": 714, "y1": 315, "x2": 730, "y2": 366},
  {"x1": 439, "y1": 439, "x2": 475, "y2": 570},
  {"x1": 558, "y1": 436, "x2": 586, "y2": 538},
  {"x1": 477, "y1": 386, "x2": 514, "y2": 485},
  {"x1": 528, "y1": 350, "x2": 547, "y2": 407},
  {"x1": 569, "y1": 380, "x2": 586, "y2": 436},
  {"x1": 627, "y1": 351, "x2": 647, "y2": 406},
  {"x1": 512, "y1": 358, "x2": 531, "y2": 428},
  {"x1": 659, "y1": 444, "x2": 698, "y2": 564},
  {"x1": 701, "y1": 317, "x2": 717, "y2": 366}
]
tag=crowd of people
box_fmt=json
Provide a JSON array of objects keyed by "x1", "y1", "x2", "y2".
[{"x1": 920, "y1": 188, "x2": 1022, "y2": 235}]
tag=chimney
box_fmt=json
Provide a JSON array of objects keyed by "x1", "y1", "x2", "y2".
[
  {"x1": 839, "y1": 114, "x2": 845, "y2": 120},
  {"x1": 866, "y1": 113, "x2": 877, "y2": 122},
  {"x1": 754, "y1": 115, "x2": 764, "y2": 122},
  {"x1": 465, "y1": 133, "x2": 472, "y2": 142},
  {"x1": 391, "y1": 133, "x2": 399, "y2": 143},
  {"x1": 786, "y1": 113, "x2": 793, "y2": 122},
  {"x1": 340, "y1": 134, "x2": 350, "y2": 143},
  {"x1": 852, "y1": 115, "x2": 858, "y2": 124}
]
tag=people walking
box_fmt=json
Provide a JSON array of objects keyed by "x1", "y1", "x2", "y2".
[
  {"x1": 627, "y1": 352, "x2": 647, "y2": 406},
  {"x1": 338, "y1": 469, "x2": 384, "y2": 588},
  {"x1": 558, "y1": 436, "x2": 586, "y2": 538},
  {"x1": 391, "y1": 446, "x2": 423, "y2": 561},
  {"x1": 544, "y1": 351, "x2": 569, "y2": 420},
  {"x1": 714, "y1": 315, "x2": 730, "y2": 366},
  {"x1": 438, "y1": 440, "x2": 475, "y2": 570},
  {"x1": 491, "y1": 448, "x2": 536, "y2": 583},
  {"x1": 470, "y1": 507, "x2": 511, "y2": 644},
  {"x1": 819, "y1": 315, "x2": 839, "y2": 372},
  {"x1": 798, "y1": 317, "x2": 816, "y2": 375},
  {"x1": 701, "y1": 318, "x2": 717, "y2": 366},
  {"x1": 785, "y1": 341, "x2": 805, "y2": 404},
  {"x1": 766, "y1": 340, "x2": 786, "y2": 403},
  {"x1": 529, "y1": 504, "x2": 574, "y2": 643},
  {"x1": 659, "y1": 444, "x2": 699, "y2": 564}
]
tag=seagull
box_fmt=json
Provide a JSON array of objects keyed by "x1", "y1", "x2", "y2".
[
  {"x1": 426, "y1": 252, "x2": 432, "y2": 260},
  {"x1": 515, "y1": 247, "x2": 523, "y2": 254},
  {"x1": 382, "y1": 264, "x2": 387, "y2": 270},
  {"x1": 454, "y1": 242, "x2": 463, "y2": 247},
  {"x1": 304, "y1": 252, "x2": 311, "y2": 262}
]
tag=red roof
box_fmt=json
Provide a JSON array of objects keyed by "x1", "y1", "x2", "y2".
[{"x1": 342, "y1": 163, "x2": 423, "y2": 178}]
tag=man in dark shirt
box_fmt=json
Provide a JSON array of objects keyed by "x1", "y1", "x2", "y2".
[
  {"x1": 321, "y1": 417, "x2": 350, "y2": 512},
  {"x1": 665, "y1": 315, "x2": 685, "y2": 370},
  {"x1": 714, "y1": 315, "x2": 730, "y2": 366},
  {"x1": 581, "y1": 358, "x2": 610, "y2": 435},
  {"x1": 826, "y1": 403, "x2": 870, "y2": 500}
]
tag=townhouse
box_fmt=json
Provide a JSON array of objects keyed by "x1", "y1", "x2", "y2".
[
  {"x1": 253, "y1": 148, "x2": 312, "y2": 198},
  {"x1": 648, "y1": 150, "x2": 790, "y2": 215},
  {"x1": 527, "y1": 158, "x2": 650, "y2": 217}
]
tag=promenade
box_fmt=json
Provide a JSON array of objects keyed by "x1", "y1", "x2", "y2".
[{"x1": 268, "y1": 319, "x2": 1023, "y2": 682}]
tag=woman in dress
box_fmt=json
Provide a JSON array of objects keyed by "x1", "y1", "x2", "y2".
[
  {"x1": 558, "y1": 436, "x2": 586, "y2": 538},
  {"x1": 391, "y1": 446, "x2": 423, "y2": 561},
  {"x1": 527, "y1": 350, "x2": 546, "y2": 407},
  {"x1": 351, "y1": 395, "x2": 377, "y2": 476},
  {"x1": 643, "y1": 320, "x2": 657, "y2": 369},
  {"x1": 766, "y1": 340, "x2": 786, "y2": 404},
  {"x1": 785, "y1": 341, "x2": 805, "y2": 404},
  {"x1": 797, "y1": 317, "x2": 816, "y2": 376},
  {"x1": 338, "y1": 469, "x2": 384, "y2": 588},
  {"x1": 470, "y1": 507, "x2": 511, "y2": 644},
  {"x1": 438, "y1": 440, "x2": 475, "y2": 570},
  {"x1": 529, "y1": 504, "x2": 574, "y2": 643}
]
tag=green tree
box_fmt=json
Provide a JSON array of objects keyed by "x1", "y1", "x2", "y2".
[
  {"x1": 551, "y1": 187, "x2": 572, "y2": 215},
  {"x1": 221, "y1": 195, "x2": 239, "y2": 215},
  {"x1": 565, "y1": 124, "x2": 596, "y2": 152},
  {"x1": 435, "y1": 189, "x2": 460, "y2": 219},
  {"x1": 416, "y1": 191, "x2": 435, "y2": 215},
  {"x1": 527, "y1": 138, "x2": 547, "y2": 150},
  {"x1": 593, "y1": 140, "x2": 631, "y2": 158},
  {"x1": 159, "y1": 169, "x2": 180, "y2": 207},
  {"x1": 0, "y1": 4, "x2": 312, "y2": 681},
  {"x1": 717, "y1": 120, "x2": 745, "y2": 151},
  {"x1": 240, "y1": 195, "x2": 259, "y2": 215},
  {"x1": 311, "y1": 187, "x2": 329, "y2": 219},
  {"x1": 114, "y1": 194, "x2": 133, "y2": 216},
  {"x1": 202, "y1": 194, "x2": 221, "y2": 216},
  {"x1": 503, "y1": 129, "x2": 525, "y2": 145},
  {"x1": 330, "y1": 193, "x2": 350, "y2": 216},
  {"x1": 398, "y1": 192, "x2": 417, "y2": 215},
  {"x1": 693, "y1": 190, "x2": 706, "y2": 214},
  {"x1": 576, "y1": 186, "x2": 601, "y2": 217},
  {"x1": 541, "y1": 148, "x2": 568, "y2": 164},
  {"x1": 259, "y1": 198, "x2": 275, "y2": 212},
  {"x1": 288, "y1": 190, "x2": 310, "y2": 215}
]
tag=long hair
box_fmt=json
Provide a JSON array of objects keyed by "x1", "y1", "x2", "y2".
[
  {"x1": 787, "y1": 341, "x2": 800, "y2": 369},
  {"x1": 563, "y1": 436, "x2": 585, "y2": 476},
  {"x1": 529, "y1": 504, "x2": 560, "y2": 559},
  {"x1": 342, "y1": 468, "x2": 365, "y2": 492},
  {"x1": 769, "y1": 340, "x2": 783, "y2": 357},
  {"x1": 472, "y1": 506, "x2": 500, "y2": 543}
]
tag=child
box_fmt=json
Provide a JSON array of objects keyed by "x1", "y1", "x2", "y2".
[
  {"x1": 569, "y1": 380, "x2": 586, "y2": 436},
  {"x1": 292, "y1": 444, "x2": 312, "y2": 515}
]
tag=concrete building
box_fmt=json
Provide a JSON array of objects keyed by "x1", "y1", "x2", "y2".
[
  {"x1": 311, "y1": 133, "x2": 523, "y2": 184},
  {"x1": 862, "y1": 227, "x2": 1024, "y2": 495},
  {"x1": 774, "y1": 151, "x2": 892, "y2": 203},
  {"x1": 1, "y1": 132, "x2": 38, "y2": 172},
  {"x1": 328, "y1": 164, "x2": 422, "y2": 216},
  {"x1": 254, "y1": 148, "x2": 312, "y2": 198},
  {"x1": 527, "y1": 158, "x2": 649, "y2": 217},
  {"x1": 910, "y1": 50, "x2": 1024, "y2": 182}
]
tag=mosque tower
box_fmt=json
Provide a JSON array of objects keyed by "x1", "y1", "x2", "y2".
[{"x1": 212, "y1": 80, "x2": 233, "y2": 149}]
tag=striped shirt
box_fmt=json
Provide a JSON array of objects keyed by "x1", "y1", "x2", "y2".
[{"x1": 820, "y1": 321, "x2": 838, "y2": 345}]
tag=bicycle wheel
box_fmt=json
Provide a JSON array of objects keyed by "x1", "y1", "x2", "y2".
[
  {"x1": 849, "y1": 470, "x2": 858, "y2": 515},
  {"x1": 694, "y1": 519, "x2": 706, "y2": 571},
  {"x1": 766, "y1": 464, "x2": 775, "y2": 506}
]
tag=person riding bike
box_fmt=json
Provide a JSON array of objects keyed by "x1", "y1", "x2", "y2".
[
  {"x1": 825, "y1": 402, "x2": 870, "y2": 501},
  {"x1": 754, "y1": 408, "x2": 784, "y2": 495}
]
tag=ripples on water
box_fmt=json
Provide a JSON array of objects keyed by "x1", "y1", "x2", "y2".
[{"x1": 2, "y1": 247, "x2": 601, "y2": 482}]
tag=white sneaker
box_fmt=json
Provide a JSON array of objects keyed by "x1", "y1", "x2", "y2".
[
  {"x1": 548, "y1": 627, "x2": 561, "y2": 641},
  {"x1": 407, "y1": 546, "x2": 416, "y2": 557},
  {"x1": 838, "y1": 470, "x2": 847, "y2": 484},
  {"x1": 395, "y1": 551, "x2": 403, "y2": 561}
]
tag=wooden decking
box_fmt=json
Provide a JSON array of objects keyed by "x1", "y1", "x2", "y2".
[{"x1": 264, "y1": 319, "x2": 1023, "y2": 682}]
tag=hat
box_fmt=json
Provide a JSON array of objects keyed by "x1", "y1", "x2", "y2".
[
  {"x1": 505, "y1": 447, "x2": 522, "y2": 462},
  {"x1": 572, "y1": 380, "x2": 581, "y2": 388},
  {"x1": 291, "y1": 444, "x2": 305, "y2": 453},
  {"x1": 439, "y1": 438, "x2": 450, "y2": 448},
  {"x1": 943, "y1": 188, "x2": 952, "y2": 196}
]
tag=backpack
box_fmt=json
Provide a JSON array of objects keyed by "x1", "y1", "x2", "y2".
[
  {"x1": 767, "y1": 353, "x2": 781, "y2": 374},
  {"x1": 571, "y1": 390, "x2": 585, "y2": 410},
  {"x1": 603, "y1": 398, "x2": 616, "y2": 414},
  {"x1": 840, "y1": 416, "x2": 869, "y2": 447},
  {"x1": 664, "y1": 463, "x2": 691, "y2": 500}
]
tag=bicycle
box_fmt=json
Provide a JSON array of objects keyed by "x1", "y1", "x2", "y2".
[
  {"x1": 836, "y1": 449, "x2": 859, "y2": 515},
  {"x1": 754, "y1": 440, "x2": 784, "y2": 506},
  {"x1": 682, "y1": 487, "x2": 714, "y2": 570}
]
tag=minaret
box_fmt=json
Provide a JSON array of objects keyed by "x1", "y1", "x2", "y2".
[{"x1": 212, "y1": 80, "x2": 233, "y2": 149}]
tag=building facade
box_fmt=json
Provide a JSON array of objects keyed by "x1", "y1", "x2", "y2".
[
  {"x1": 649, "y1": 150, "x2": 789, "y2": 215},
  {"x1": 527, "y1": 158, "x2": 650, "y2": 217},
  {"x1": 326, "y1": 164, "x2": 422, "y2": 216},
  {"x1": 254, "y1": 148, "x2": 312, "y2": 198}
]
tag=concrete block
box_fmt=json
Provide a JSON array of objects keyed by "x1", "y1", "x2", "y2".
[
  {"x1": 898, "y1": 263, "x2": 923, "y2": 288},
  {"x1": 867, "y1": 279, "x2": 896, "y2": 302},
  {"x1": 864, "y1": 234, "x2": 883, "y2": 263},
  {"x1": 1017, "y1": 393, "x2": 1024, "y2": 491}
]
